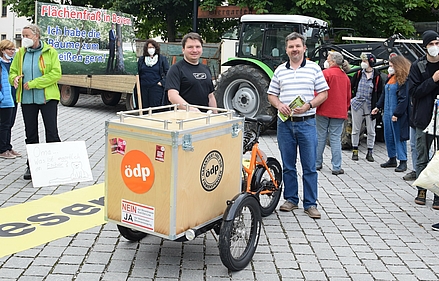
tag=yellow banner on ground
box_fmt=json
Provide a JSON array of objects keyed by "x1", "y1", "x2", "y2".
[{"x1": 0, "y1": 183, "x2": 106, "y2": 258}]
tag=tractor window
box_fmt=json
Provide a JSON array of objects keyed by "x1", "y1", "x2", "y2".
[
  {"x1": 241, "y1": 23, "x2": 265, "y2": 57},
  {"x1": 263, "y1": 24, "x2": 300, "y2": 58}
]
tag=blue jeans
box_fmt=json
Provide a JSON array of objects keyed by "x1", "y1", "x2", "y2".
[
  {"x1": 277, "y1": 117, "x2": 318, "y2": 209},
  {"x1": 383, "y1": 112, "x2": 407, "y2": 160},
  {"x1": 316, "y1": 115, "x2": 344, "y2": 171}
]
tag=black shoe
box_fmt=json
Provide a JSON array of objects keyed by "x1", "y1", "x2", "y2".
[
  {"x1": 380, "y1": 157, "x2": 397, "y2": 168},
  {"x1": 403, "y1": 171, "x2": 417, "y2": 181},
  {"x1": 24, "y1": 167, "x2": 31, "y2": 180},
  {"x1": 316, "y1": 165, "x2": 322, "y2": 171},
  {"x1": 395, "y1": 161, "x2": 407, "y2": 172},
  {"x1": 415, "y1": 189, "x2": 426, "y2": 205},
  {"x1": 366, "y1": 151, "x2": 374, "y2": 162},
  {"x1": 332, "y1": 169, "x2": 344, "y2": 175},
  {"x1": 432, "y1": 223, "x2": 439, "y2": 231}
]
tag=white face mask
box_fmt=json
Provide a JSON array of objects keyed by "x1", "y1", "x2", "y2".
[
  {"x1": 427, "y1": 46, "x2": 439, "y2": 57},
  {"x1": 4, "y1": 53, "x2": 14, "y2": 60},
  {"x1": 147, "y1": 48, "x2": 155, "y2": 56},
  {"x1": 22, "y1": 37, "x2": 34, "y2": 48},
  {"x1": 361, "y1": 62, "x2": 369, "y2": 69},
  {"x1": 323, "y1": 60, "x2": 330, "y2": 69},
  {"x1": 388, "y1": 66, "x2": 395, "y2": 75}
]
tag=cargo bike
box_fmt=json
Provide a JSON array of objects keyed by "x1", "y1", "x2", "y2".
[{"x1": 104, "y1": 105, "x2": 282, "y2": 271}]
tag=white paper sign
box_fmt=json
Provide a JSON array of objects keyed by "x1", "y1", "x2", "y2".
[{"x1": 26, "y1": 141, "x2": 93, "y2": 187}]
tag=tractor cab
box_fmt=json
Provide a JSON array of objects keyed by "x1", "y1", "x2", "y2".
[{"x1": 238, "y1": 14, "x2": 328, "y2": 70}]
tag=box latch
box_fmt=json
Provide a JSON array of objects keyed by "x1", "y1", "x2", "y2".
[
  {"x1": 231, "y1": 123, "x2": 240, "y2": 138},
  {"x1": 182, "y1": 134, "x2": 194, "y2": 151}
]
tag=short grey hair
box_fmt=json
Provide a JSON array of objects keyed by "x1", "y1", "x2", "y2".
[
  {"x1": 23, "y1": 24, "x2": 41, "y2": 38},
  {"x1": 285, "y1": 32, "x2": 306, "y2": 46},
  {"x1": 328, "y1": 51, "x2": 344, "y2": 66}
]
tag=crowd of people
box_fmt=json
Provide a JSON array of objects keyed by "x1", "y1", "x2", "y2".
[
  {"x1": 1, "y1": 23, "x2": 439, "y2": 228},
  {"x1": 267, "y1": 30, "x2": 439, "y2": 230}
]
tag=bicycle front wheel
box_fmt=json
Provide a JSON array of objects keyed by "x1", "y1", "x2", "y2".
[{"x1": 218, "y1": 195, "x2": 261, "y2": 271}]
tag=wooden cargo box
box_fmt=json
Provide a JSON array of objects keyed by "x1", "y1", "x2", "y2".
[{"x1": 105, "y1": 108, "x2": 243, "y2": 240}]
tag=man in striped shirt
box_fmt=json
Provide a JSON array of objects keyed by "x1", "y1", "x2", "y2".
[{"x1": 268, "y1": 32, "x2": 329, "y2": 219}]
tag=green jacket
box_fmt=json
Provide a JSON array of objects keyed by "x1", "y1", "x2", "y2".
[{"x1": 9, "y1": 42, "x2": 62, "y2": 103}]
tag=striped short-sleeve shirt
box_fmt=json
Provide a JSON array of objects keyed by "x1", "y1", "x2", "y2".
[{"x1": 268, "y1": 58, "x2": 329, "y2": 116}]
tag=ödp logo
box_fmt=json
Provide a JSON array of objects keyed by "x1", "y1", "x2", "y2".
[
  {"x1": 200, "y1": 150, "x2": 224, "y2": 192},
  {"x1": 121, "y1": 150, "x2": 155, "y2": 194}
]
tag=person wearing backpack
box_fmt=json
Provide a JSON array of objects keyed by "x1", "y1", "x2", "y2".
[
  {"x1": 134, "y1": 39, "x2": 169, "y2": 109},
  {"x1": 350, "y1": 53, "x2": 383, "y2": 162}
]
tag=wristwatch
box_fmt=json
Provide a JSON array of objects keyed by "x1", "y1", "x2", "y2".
[{"x1": 308, "y1": 101, "x2": 313, "y2": 110}]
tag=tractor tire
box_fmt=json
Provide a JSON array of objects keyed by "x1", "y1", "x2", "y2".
[
  {"x1": 60, "y1": 85, "x2": 79, "y2": 107},
  {"x1": 216, "y1": 65, "x2": 276, "y2": 130}
]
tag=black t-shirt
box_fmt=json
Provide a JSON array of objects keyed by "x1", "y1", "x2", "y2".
[{"x1": 165, "y1": 59, "x2": 214, "y2": 107}]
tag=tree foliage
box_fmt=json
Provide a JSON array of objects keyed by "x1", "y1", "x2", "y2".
[{"x1": 6, "y1": 0, "x2": 439, "y2": 42}]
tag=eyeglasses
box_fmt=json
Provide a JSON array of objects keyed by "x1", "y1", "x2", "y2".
[{"x1": 6, "y1": 48, "x2": 15, "y2": 51}]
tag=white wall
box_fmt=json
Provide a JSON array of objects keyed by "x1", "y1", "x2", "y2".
[
  {"x1": 220, "y1": 39, "x2": 238, "y2": 73},
  {"x1": 0, "y1": 4, "x2": 31, "y2": 47}
]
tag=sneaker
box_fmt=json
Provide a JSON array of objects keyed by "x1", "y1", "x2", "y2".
[
  {"x1": 0, "y1": 151, "x2": 16, "y2": 159},
  {"x1": 24, "y1": 167, "x2": 32, "y2": 180},
  {"x1": 304, "y1": 206, "x2": 321, "y2": 219},
  {"x1": 433, "y1": 195, "x2": 439, "y2": 210},
  {"x1": 332, "y1": 169, "x2": 344, "y2": 175},
  {"x1": 279, "y1": 201, "x2": 298, "y2": 212},
  {"x1": 366, "y1": 151, "x2": 374, "y2": 162},
  {"x1": 9, "y1": 149, "x2": 21, "y2": 157},
  {"x1": 432, "y1": 223, "x2": 439, "y2": 231},
  {"x1": 414, "y1": 189, "x2": 426, "y2": 205},
  {"x1": 403, "y1": 171, "x2": 417, "y2": 181},
  {"x1": 352, "y1": 150, "x2": 359, "y2": 161}
]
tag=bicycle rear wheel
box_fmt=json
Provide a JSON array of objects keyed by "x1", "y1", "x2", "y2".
[{"x1": 251, "y1": 157, "x2": 282, "y2": 217}]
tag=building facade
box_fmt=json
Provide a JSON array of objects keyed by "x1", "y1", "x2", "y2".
[{"x1": 0, "y1": 1, "x2": 31, "y2": 47}]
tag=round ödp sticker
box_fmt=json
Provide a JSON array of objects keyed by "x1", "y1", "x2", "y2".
[
  {"x1": 121, "y1": 150, "x2": 155, "y2": 194},
  {"x1": 200, "y1": 150, "x2": 224, "y2": 192}
]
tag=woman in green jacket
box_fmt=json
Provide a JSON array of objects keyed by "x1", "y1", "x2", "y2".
[{"x1": 9, "y1": 24, "x2": 62, "y2": 180}]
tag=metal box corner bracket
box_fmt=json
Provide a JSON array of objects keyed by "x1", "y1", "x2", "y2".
[
  {"x1": 182, "y1": 134, "x2": 193, "y2": 151},
  {"x1": 231, "y1": 123, "x2": 241, "y2": 138}
]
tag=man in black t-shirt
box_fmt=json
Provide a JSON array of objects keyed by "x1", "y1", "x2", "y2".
[
  {"x1": 165, "y1": 32, "x2": 217, "y2": 112},
  {"x1": 408, "y1": 30, "x2": 439, "y2": 229}
]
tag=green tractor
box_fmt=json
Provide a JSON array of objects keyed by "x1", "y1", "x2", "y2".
[{"x1": 215, "y1": 14, "x2": 328, "y2": 129}]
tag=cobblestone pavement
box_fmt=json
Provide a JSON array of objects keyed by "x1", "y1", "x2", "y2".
[{"x1": 1, "y1": 95, "x2": 438, "y2": 281}]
